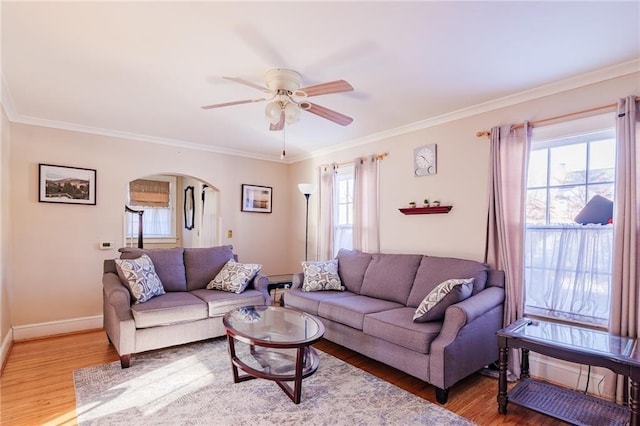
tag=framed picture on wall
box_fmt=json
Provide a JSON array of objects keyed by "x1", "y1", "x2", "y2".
[
  {"x1": 38, "y1": 163, "x2": 97, "y2": 205},
  {"x1": 241, "y1": 184, "x2": 272, "y2": 213}
]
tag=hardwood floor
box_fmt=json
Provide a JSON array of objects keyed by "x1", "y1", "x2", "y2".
[{"x1": 0, "y1": 330, "x2": 566, "y2": 425}]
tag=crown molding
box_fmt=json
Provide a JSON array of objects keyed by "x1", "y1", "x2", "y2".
[
  {"x1": 288, "y1": 59, "x2": 640, "y2": 163},
  {"x1": 3, "y1": 60, "x2": 638, "y2": 165}
]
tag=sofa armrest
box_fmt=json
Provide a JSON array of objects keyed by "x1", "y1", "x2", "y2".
[
  {"x1": 437, "y1": 286, "x2": 505, "y2": 341},
  {"x1": 250, "y1": 273, "x2": 272, "y2": 304},
  {"x1": 103, "y1": 271, "x2": 134, "y2": 321},
  {"x1": 428, "y1": 286, "x2": 505, "y2": 389},
  {"x1": 291, "y1": 272, "x2": 304, "y2": 289}
]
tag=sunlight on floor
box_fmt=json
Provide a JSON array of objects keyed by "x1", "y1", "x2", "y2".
[{"x1": 76, "y1": 355, "x2": 214, "y2": 421}]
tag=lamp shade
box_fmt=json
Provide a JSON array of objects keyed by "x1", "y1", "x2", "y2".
[{"x1": 298, "y1": 183, "x2": 317, "y2": 195}]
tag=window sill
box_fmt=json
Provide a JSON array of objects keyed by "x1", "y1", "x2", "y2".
[{"x1": 524, "y1": 307, "x2": 608, "y2": 331}]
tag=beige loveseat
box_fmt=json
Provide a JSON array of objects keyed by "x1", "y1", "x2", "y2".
[{"x1": 102, "y1": 245, "x2": 270, "y2": 368}]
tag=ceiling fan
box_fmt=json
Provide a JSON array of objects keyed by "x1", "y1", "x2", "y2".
[{"x1": 201, "y1": 69, "x2": 354, "y2": 131}]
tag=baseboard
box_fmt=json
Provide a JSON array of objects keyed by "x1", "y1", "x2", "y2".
[
  {"x1": 529, "y1": 353, "x2": 613, "y2": 400},
  {"x1": 12, "y1": 315, "x2": 103, "y2": 341},
  {"x1": 1, "y1": 328, "x2": 14, "y2": 374}
]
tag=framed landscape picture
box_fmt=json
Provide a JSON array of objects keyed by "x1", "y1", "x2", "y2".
[
  {"x1": 39, "y1": 163, "x2": 96, "y2": 205},
  {"x1": 241, "y1": 184, "x2": 272, "y2": 213}
]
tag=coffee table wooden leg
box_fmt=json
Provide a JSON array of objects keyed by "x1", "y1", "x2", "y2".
[
  {"x1": 521, "y1": 348, "x2": 530, "y2": 379},
  {"x1": 498, "y1": 346, "x2": 509, "y2": 414}
]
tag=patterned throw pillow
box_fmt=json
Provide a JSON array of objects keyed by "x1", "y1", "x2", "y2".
[
  {"x1": 413, "y1": 278, "x2": 474, "y2": 322},
  {"x1": 206, "y1": 259, "x2": 262, "y2": 293},
  {"x1": 301, "y1": 260, "x2": 345, "y2": 292},
  {"x1": 115, "y1": 254, "x2": 166, "y2": 304}
]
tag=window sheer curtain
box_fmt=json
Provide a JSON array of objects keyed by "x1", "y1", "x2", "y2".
[
  {"x1": 353, "y1": 155, "x2": 380, "y2": 253},
  {"x1": 317, "y1": 164, "x2": 336, "y2": 261},
  {"x1": 524, "y1": 223, "x2": 613, "y2": 324},
  {"x1": 485, "y1": 123, "x2": 531, "y2": 376},
  {"x1": 609, "y1": 96, "x2": 639, "y2": 403}
]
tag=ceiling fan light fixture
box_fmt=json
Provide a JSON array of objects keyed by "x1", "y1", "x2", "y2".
[
  {"x1": 265, "y1": 101, "x2": 282, "y2": 125},
  {"x1": 284, "y1": 102, "x2": 300, "y2": 124}
]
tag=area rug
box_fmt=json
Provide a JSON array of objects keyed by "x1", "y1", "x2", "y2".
[{"x1": 74, "y1": 337, "x2": 475, "y2": 425}]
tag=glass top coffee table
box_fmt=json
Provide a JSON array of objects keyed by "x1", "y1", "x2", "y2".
[{"x1": 222, "y1": 305, "x2": 325, "y2": 404}]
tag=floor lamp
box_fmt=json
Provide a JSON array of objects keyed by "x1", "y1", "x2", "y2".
[{"x1": 298, "y1": 183, "x2": 317, "y2": 261}]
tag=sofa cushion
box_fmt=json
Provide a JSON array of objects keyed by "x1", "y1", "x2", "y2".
[
  {"x1": 283, "y1": 288, "x2": 356, "y2": 315},
  {"x1": 130, "y1": 292, "x2": 207, "y2": 328},
  {"x1": 119, "y1": 247, "x2": 187, "y2": 292},
  {"x1": 336, "y1": 249, "x2": 373, "y2": 294},
  {"x1": 115, "y1": 254, "x2": 166, "y2": 303},
  {"x1": 301, "y1": 260, "x2": 344, "y2": 291},
  {"x1": 363, "y1": 307, "x2": 443, "y2": 354},
  {"x1": 413, "y1": 278, "x2": 474, "y2": 322},
  {"x1": 183, "y1": 246, "x2": 235, "y2": 291},
  {"x1": 406, "y1": 256, "x2": 489, "y2": 307},
  {"x1": 206, "y1": 259, "x2": 261, "y2": 293},
  {"x1": 190, "y1": 289, "x2": 266, "y2": 317},
  {"x1": 359, "y1": 254, "x2": 423, "y2": 304},
  {"x1": 317, "y1": 295, "x2": 403, "y2": 330}
]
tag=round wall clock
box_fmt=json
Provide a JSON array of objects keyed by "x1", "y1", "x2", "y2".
[{"x1": 414, "y1": 144, "x2": 437, "y2": 176}]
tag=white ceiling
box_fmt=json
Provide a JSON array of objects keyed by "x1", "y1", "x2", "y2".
[{"x1": 2, "y1": 1, "x2": 639, "y2": 162}]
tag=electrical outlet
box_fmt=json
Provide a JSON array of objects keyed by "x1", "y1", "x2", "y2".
[
  {"x1": 99, "y1": 241, "x2": 113, "y2": 250},
  {"x1": 227, "y1": 230, "x2": 233, "y2": 238}
]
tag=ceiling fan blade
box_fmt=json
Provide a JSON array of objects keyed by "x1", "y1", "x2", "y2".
[
  {"x1": 306, "y1": 103, "x2": 353, "y2": 126},
  {"x1": 223, "y1": 76, "x2": 271, "y2": 92},
  {"x1": 201, "y1": 98, "x2": 266, "y2": 110},
  {"x1": 300, "y1": 80, "x2": 354, "y2": 97},
  {"x1": 269, "y1": 111, "x2": 285, "y2": 131}
]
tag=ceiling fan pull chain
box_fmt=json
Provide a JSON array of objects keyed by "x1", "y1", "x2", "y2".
[{"x1": 281, "y1": 126, "x2": 286, "y2": 159}]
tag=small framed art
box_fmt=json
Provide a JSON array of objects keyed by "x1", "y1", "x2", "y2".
[
  {"x1": 38, "y1": 163, "x2": 96, "y2": 205},
  {"x1": 241, "y1": 184, "x2": 272, "y2": 213}
]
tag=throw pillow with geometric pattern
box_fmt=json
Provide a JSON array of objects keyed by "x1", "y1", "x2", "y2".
[
  {"x1": 412, "y1": 278, "x2": 474, "y2": 322},
  {"x1": 115, "y1": 254, "x2": 166, "y2": 304},
  {"x1": 301, "y1": 259, "x2": 345, "y2": 292},
  {"x1": 206, "y1": 259, "x2": 262, "y2": 294}
]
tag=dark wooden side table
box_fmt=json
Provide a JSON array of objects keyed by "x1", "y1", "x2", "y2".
[
  {"x1": 267, "y1": 274, "x2": 293, "y2": 306},
  {"x1": 497, "y1": 318, "x2": 640, "y2": 425}
]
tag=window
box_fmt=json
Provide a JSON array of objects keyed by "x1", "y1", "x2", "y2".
[
  {"x1": 524, "y1": 120, "x2": 615, "y2": 327},
  {"x1": 126, "y1": 175, "x2": 177, "y2": 243},
  {"x1": 333, "y1": 165, "x2": 354, "y2": 256}
]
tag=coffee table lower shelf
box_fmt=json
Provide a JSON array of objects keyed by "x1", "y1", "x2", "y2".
[{"x1": 508, "y1": 378, "x2": 629, "y2": 426}]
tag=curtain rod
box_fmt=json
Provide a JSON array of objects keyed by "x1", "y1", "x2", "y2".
[
  {"x1": 475, "y1": 96, "x2": 639, "y2": 138},
  {"x1": 323, "y1": 152, "x2": 388, "y2": 169}
]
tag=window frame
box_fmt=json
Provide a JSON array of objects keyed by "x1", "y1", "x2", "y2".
[
  {"x1": 524, "y1": 115, "x2": 615, "y2": 328},
  {"x1": 126, "y1": 175, "x2": 178, "y2": 244}
]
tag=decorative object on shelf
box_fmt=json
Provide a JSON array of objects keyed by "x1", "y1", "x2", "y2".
[
  {"x1": 432, "y1": 200, "x2": 441, "y2": 207},
  {"x1": 298, "y1": 183, "x2": 318, "y2": 261},
  {"x1": 408, "y1": 201, "x2": 416, "y2": 208},
  {"x1": 241, "y1": 184, "x2": 272, "y2": 213},
  {"x1": 414, "y1": 144, "x2": 437, "y2": 176},
  {"x1": 423, "y1": 199, "x2": 429, "y2": 207},
  {"x1": 399, "y1": 205, "x2": 453, "y2": 215},
  {"x1": 184, "y1": 186, "x2": 195, "y2": 230},
  {"x1": 38, "y1": 163, "x2": 96, "y2": 205}
]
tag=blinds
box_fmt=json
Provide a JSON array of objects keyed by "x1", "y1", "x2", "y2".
[{"x1": 129, "y1": 179, "x2": 170, "y2": 207}]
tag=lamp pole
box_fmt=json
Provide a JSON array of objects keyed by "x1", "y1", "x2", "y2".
[
  {"x1": 304, "y1": 193, "x2": 310, "y2": 261},
  {"x1": 298, "y1": 183, "x2": 317, "y2": 262}
]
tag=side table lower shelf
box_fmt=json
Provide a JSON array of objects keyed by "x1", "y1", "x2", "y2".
[{"x1": 508, "y1": 378, "x2": 629, "y2": 426}]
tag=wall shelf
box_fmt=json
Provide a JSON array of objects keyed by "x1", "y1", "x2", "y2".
[{"x1": 399, "y1": 205, "x2": 452, "y2": 215}]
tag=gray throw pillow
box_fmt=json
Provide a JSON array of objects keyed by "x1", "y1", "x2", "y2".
[
  {"x1": 413, "y1": 278, "x2": 474, "y2": 322},
  {"x1": 115, "y1": 254, "x2": 166, "y2": 304},
  {"x1": 301, "y1": 260, "x2": 345, "y2": 292},
  {"x1": 206, "y1": 259, "x2": 261, "y2": 293}
]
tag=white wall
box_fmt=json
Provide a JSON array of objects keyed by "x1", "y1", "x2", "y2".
[
  {"x1": 1, "y1": 106, "x2": 12, "y2": 363},
  {"x1": 9, "y1": 124, "x2": 291, "y2": 331}
]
